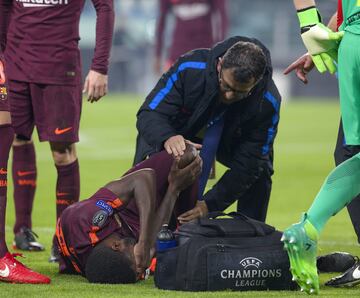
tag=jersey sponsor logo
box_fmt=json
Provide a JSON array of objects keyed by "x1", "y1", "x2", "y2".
[
  {"x1": 96, "y1": 200, "x2": 113, "y2": 215},
  {"x1": 54, "y1": 127, "x2": 72, "y2": 135},
  {"x1": 16, "y1": 0, "x2": 69, "y2": 8},
  {"x1": 17, "y1": 170, "x2": 35, "y2": 177},
  {"x1": 0, "y1": 264, "x2": 10, "y2": 278},
  {"x1": 0, "y1": 168, "x2": 7, "y2": 175},
  {"x1": 92, "y1": 210, "x2": 108, "y2": 228},
  {"x1": 173, "y1": 3, "x2": 210, "y2": 21}
]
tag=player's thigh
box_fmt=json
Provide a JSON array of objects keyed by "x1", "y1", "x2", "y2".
[
  {"x1": 8, "y1": 80, "x2": 34, "y2": 139},
  {"x1": 31, "y1": 84, "x2": 82, "y2": 142},
  {"x1": 338, "y1": 32, "x2": 360, "y2": 145}
]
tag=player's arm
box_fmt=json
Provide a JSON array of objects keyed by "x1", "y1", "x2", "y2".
[
  {"x1": 83, "y1": 0, "x2": 115, "y2": 102},
  {"x1": 154, "y1": 0, "x2": 169, "y2": 74},
  {"x1": 0, "y1": 0, "x2": 13, "y2": 52}
]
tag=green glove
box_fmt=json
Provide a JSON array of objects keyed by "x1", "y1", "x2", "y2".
[{"x1": 297, "y1": 7, "x2": 344, "y2": 74}]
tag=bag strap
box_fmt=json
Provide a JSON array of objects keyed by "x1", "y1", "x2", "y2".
[{"x1": 205, "y1": 211, "x2": 266, "y2": 236}]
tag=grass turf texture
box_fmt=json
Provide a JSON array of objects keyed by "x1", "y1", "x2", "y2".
[{"x1": 2, "y1": 95, "x2": 360, "y2": 297}]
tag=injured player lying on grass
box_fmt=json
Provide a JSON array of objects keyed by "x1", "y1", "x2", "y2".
[{"x1": 55, "y1": 144, "x2": 202, "y2": 283}]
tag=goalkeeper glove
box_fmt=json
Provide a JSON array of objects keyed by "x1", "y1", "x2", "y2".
[{"x1": 297, "y1": 6, "x2": 344, "y2": 74}]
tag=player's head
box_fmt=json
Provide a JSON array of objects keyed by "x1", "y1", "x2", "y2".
[
  {"x1": 85, "y1": 234, "x2": 137, "y2": 284},
  {"x1": 217, "y1": 41, "x2": 266, "y2": 104}
]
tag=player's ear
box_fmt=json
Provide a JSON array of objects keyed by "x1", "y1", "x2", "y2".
[{"x1": 111, "y1": 240, "x2": 122, "y2": 251}]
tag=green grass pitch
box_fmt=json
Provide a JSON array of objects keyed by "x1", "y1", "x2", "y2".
[{"x1": 1, "y1": 95, "x2": 360, "y2": 297}]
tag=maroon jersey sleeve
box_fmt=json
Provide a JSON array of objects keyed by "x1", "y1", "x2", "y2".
[
  {"x1": 155, "y1": 0, "x2": 171, "y2": 58},
  {"x1": 0, "y1": 0, "x2": 12, "y2": 52},
  {"x1": 90, "y1": 0, "x2": 115, "y2": 75}
]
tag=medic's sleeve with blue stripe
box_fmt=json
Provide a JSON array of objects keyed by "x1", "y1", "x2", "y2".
[
  {"x1": 262, "y1": 91, "x2": 280, "y2": 155},
  {"x1": 148, "y1": 61, "x2": 206, "y2": 110}
]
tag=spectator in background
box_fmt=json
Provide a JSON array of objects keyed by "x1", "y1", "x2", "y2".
[{"x1": 154, "y1": 0, "x2": 228, "y2": 74}]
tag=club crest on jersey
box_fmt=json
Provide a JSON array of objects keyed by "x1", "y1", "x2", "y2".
[
  {"x1": 0, "y1": 87, "x2": 7, "y2": 101},
  {"x1": 96, "y1": 200, "x2": 113, "y2": 215},
  {"x1": 16, "y1": 0, "x2": 69, "y2": 8},
  {"x1": 92, "y1": 210, "x2": 108, "y2": 228}
]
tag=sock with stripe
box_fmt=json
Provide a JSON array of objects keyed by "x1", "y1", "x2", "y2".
[
  {"x1": 0, "y1": 124, "x2": 14, "y2": 257},
  {"x1": 12, "y1": 143, "x2": 37, "y2": 234}
]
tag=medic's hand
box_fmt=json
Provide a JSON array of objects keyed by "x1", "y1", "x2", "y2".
[
  {"x1": 284, "y1": 53, "x2": 314, "y2": 84},
  {"x1": 83, "y1": 70, "x2": 108, "y2": 103},
  {"x1": 297, "y1": 7, "x2": 344, "y2": 74},
  {"x1": 178, "y1": 200, "x2": 208, "y2": 224}
]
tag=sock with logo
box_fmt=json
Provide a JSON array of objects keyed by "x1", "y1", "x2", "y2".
[
  {"x1": 55, "y1": 159, "x2": 80, "y2": 220},
  {"x1": 12, "y1": 143, "x2": 37, "y2": 234},
  {"x1": 0, "y1": 124, "x2": 14, "y2": 257},
  {"x1": 307, "y1": 152, "x2": 360, "y2": 234}
]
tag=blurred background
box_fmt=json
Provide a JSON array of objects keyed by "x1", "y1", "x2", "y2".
[{"x1": 80, "y1": 0, "x2": 339, "y2": 99}]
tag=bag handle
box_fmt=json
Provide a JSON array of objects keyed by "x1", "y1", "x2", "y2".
[{"x1": 205, "y1": 211, "x2": 266, "y2": 236}]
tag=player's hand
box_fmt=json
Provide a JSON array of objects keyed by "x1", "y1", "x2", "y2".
[
  {"x1": 284, "y1": 53, "x2": 314, "y2": 84},
  {"x1": 301, "y1": 24, "x2": 343, "y2": 74},
  {"x1": 168, "y1": 155, "x2": 202, "y2": 192},
  {"x1": 134, "y1": 242, "x2": 150, "y2": 279},
  {"x1": 0, "y1": 59, "x2": 6, "y2": 84},
  {"x1": 296, "y1": 7, "x2": 343, "y2": 74},
  {"x1": 178, "y1": 200, "x2": 208, "y2": 224},
  {"x1": 83, "y1": 70, "x2": 108, "y2": 103},
  {"x1": 185, "y1": 139, "x2": 202, "y2": 150}
]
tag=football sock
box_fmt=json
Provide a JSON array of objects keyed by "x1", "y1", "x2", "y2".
[
  {"x1": 307, "y1": 152, "x2": 360, "y2": 234},
  {"x1": 55, "y1": 159, "x2": 80, "y2": 220},
  {"x1": 0, "y1": 124, "x2": 14, "y2": 257},
  {"x1": 12, "y1": 143, "x2": 37, "y2": 234}
]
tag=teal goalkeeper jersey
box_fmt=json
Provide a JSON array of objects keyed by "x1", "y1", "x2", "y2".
[{"x1": 339, "y1": 0, "x2": 360, "y2": 34}]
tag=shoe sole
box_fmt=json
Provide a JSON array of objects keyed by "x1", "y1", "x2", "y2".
[
  {"x1": 0, "y1": 277, "x2": 50, "y2": 284},
  {"x1": 282, "y1": 229, "x2": 319, "y2": 295},
  {"x1": 12, "y1": 244, "x2": 45, "y2": 252}
]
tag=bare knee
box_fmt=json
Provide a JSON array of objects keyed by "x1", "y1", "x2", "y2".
[{"x1": 50, "y1": 142, "x2": 77, "y2": 166}]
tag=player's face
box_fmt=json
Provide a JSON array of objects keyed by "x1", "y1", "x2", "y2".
[{"x1": 110, "y1": 237, "x2": 136, "y2": 270}]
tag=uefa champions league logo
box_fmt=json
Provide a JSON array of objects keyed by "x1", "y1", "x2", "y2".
[{"x1": 239, "y1": 257, "x2": 263, "y2": 269}]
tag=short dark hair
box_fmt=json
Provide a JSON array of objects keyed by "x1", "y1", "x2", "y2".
[
  {"x1": 222, "y1": 41, "x2": 266, "y2": 83},
  {"x1": 85, "y1": 244, "x2": 137, "y2": 284}
]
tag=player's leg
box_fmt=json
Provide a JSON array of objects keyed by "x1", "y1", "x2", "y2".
[
  {"x1": 0, "y1": 111, "x2": 13, "y2": 258},
  {"x1": 282, "y1": 31, "x2": 360, "y2": 294},
  {"x1": 8, "y1": 80, "x2": 42, "y2": 251},
  {"x1": 0, "y1": 60, "x2": 50, "y2": 284},
  {"x1": 34, "y1": 83, "x2": 82, "y2": 262}
]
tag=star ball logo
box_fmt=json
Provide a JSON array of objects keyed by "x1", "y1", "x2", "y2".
[{"x1": 16, "y1": 0, "x2": 69, "y2": 8}]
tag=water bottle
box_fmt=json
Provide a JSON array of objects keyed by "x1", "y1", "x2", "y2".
[{"x1": 156, "y1": 224, "x2": 177, "y2": 252}]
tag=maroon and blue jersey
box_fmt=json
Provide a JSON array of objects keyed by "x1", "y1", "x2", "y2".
[
  {"x1": 156, "y1": 0, "x2": 228, "y2": 63},
  {"x1": 0, "y1": 0, "x2": 114, "y2": 86}
]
